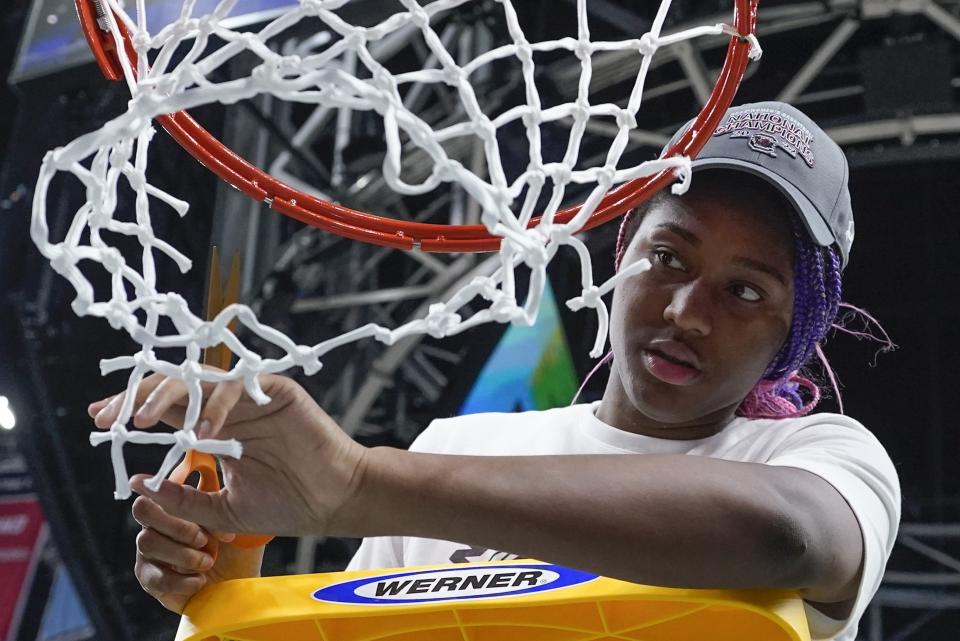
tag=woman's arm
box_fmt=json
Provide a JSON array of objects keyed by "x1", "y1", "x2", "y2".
[
  {"x1": 94, "y1": 374, "x2": 863, "y2": 606},
  {"x1": 344, "y1": 448, "x2": 864, "y2": 604}
]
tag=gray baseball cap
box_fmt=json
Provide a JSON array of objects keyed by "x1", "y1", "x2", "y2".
[{"x1": 666, "y1": 101, "x2": 854, "y2": 268}]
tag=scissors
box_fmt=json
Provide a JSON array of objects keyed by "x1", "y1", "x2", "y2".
[{"x1": 169, "y1": 247, "x2": 274, "y2": 559}]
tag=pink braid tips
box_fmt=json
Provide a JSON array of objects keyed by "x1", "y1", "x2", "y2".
[{"x1": 737, "y1": 373, "x2": 821, "y2": 419}]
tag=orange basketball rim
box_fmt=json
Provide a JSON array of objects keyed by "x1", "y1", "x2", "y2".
[{"x1": 73, "y1": 0, "x2": 760, "y2": 252}]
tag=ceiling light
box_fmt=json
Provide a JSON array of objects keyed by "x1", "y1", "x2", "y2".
[{"x1": 0, "y1": 397, "x2": 16, "y2": 430}]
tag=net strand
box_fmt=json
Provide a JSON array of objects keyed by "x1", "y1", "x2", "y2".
[{"x1": 34, "y1": 0, "x2": 757, "y2": 499}]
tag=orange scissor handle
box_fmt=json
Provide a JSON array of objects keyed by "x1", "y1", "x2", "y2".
[{"x1": 170, "y1": 450, "x2": 274, "y2": 561}]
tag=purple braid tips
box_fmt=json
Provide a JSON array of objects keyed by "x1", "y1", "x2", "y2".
[
  {"x1": 738, "y1": 214, "x2": 843, "y2": 418},
  {"x1": 832, "y1": 302, "x2": 897, "y2": 366}
]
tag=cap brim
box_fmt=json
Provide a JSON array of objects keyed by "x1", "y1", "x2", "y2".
[{"x1": 690, "y1": 158, "x2": 837, "y2": 249}]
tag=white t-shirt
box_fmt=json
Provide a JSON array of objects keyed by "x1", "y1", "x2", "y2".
[{"x1": 348, "y1": 402, "x2": 900, "y2": 641}]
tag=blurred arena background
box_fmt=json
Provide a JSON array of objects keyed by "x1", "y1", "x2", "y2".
[{"x1": 0, "y1": 1, "x2": 958, "y2": 639}]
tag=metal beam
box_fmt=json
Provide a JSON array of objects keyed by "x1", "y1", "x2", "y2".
[
  {"x1": 339, "y1": 253, "x2": 487, "y2": 435},
  {"x1": 898, "y1": 534, "x2": 960, "y2": 573},
  {"x1": 293, "y1": 284, "x2": 439, "y2": 313},
  {"x1": 674, "y1": 40, "x2": 713, "y2": 106},
  {"x1": 777, "y1": 16, "x2": 860, "y2": 103},
  {"x1": 294, "y1": 535, "x2": 319, "y2": 574},
  {"x1": 551, "y1": 4, "x2": 843, "y2": 98},
  {"x1": 827, "y1": 114, "x2": 960, "y2": 146},
  {"x1": 873, "y1": 587, "x2": 960, "y2": 608},
  {"x1": 884, "y1": 571, "x2": 960, "y2": 585},
  {"x1": 557, "y1": 0, "x2": 651, "y2": 36},
  {"x1": 924, "y1": 0, "x2": 960, "y2": 42},
  {"x1": 887, "y1": 610, "x2": 941, "y2": 641},
  {"x1": 580, "y1": 119, "x2": 671, "y2": 148},
  {"x1": 900, "y1": 522, "x2": 960, "y2": 537}
]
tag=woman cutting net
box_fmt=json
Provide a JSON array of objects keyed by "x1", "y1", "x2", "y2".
[{"x1": 89, "y1": 101, "x2": 900, "y2": 641}]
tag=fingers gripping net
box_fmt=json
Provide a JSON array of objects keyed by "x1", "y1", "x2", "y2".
[{"x1": 33, "y1": 0, "x2": 761, "y2": 499}]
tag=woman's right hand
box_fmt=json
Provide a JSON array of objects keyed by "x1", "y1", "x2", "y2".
[
  {"x1": 131, "y1": 494, "x2": 264, "y2": 613},
  {"x1": 89, "y1": 373, "x2": 368, "y2": 539}
]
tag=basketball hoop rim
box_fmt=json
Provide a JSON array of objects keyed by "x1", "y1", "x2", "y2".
[{"x1": 74, "y1": 0, "x2": 759, "y2": 253}]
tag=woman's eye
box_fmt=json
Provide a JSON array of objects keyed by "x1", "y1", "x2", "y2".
[
  {"x1": 654, "y1": 249, "x2": 685, "y2": 271},
  {"x1": 730, "y1": 283, "x2": 763, "y2": 302}
]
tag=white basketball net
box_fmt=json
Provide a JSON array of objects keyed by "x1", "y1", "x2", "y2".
[{"x1": 31, "y1": 0, "x2": 760, "y2": 499}]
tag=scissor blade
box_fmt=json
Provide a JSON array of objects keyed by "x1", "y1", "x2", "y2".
[
  {"x1": 203, "y1": 248, "x2": 222, "y2": 367},
  {"x1": 216, "y1": 253, "x2": 242, "y2": 370}
]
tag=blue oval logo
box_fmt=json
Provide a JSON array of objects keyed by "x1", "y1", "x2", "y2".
[{"x1": 313, "y1": 564, "x2": 598, "y2": 605}]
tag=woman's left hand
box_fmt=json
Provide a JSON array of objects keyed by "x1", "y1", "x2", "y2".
[{"x1": 88, "y1": 374, "x2": 369, "y2": 538}]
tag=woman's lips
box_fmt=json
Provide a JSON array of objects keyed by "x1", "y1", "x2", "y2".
[
  {"x1": 642, "y1": 348, "x2": 702, "y2": 385},
  {"x1": 647, "y1": 339, "x2": 701, "y2": 370}
]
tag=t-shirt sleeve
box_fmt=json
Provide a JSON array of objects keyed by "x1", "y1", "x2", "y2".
[{"x1": 765, "y1": 419, "x2": 901, "y2": 641}]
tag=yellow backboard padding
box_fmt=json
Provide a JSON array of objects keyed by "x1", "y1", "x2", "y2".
[{"x1": 175, "y1": 560, "x2": 810, "y2": 641}]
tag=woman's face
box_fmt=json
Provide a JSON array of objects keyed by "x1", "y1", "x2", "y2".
[{"x1": 607, "y1": 190, "x2": 795, "y2": 429}]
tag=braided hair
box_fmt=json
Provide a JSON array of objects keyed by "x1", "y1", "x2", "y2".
[{"x1": 612, "y1": 173, "x2": 844, "y2": 419}]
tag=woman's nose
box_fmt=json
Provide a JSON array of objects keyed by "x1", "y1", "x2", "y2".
[{"x1": 663, "y1": 281, "x2": 712, "y2": 336}]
